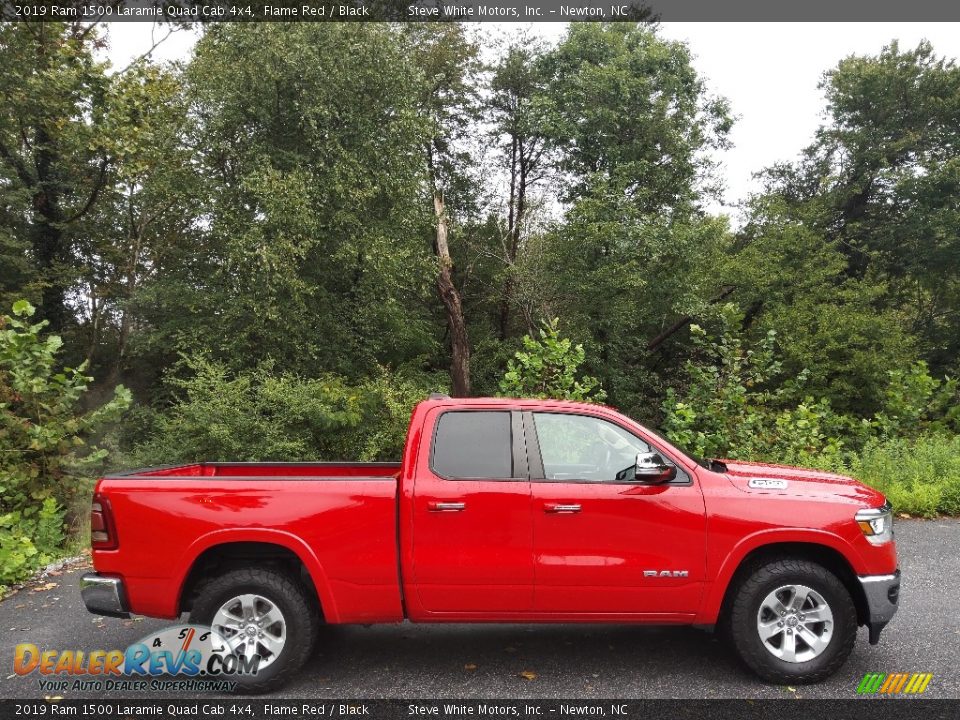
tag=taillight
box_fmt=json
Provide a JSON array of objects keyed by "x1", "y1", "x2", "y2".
[{"x1": 90, "y1": 495, "x2": 118, "y2": 550}]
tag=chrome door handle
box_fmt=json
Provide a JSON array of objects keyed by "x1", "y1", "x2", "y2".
[
  {"x1": 545, "y1": 503, "x2": 582, "y2": 513},
  {"x1": 428, "y1": 501, "x2": 466, "y2": 512}
]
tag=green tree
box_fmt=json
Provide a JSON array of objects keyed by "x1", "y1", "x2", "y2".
[
  {"x1": 75, "y1": 63, "x2": 205, "y2": 390},
  {"x1": 542, "y1": 23, "x2": 731, "y2": 212},
  {"x1": 661, "y1": 304, "x2": 959, "y2": 464},
  {"x1": 140, "y1": 24, "x2": 436, "y2": 383},
  {"x1": 743, "y1": 41, "x2": 960, "y2": 389},
  {"x1": 534, "y1": 23, "x2": 733, "y2": 415},
  {"x1": 0, "y1": 23, "x2": 114, "y2": 332},
  {"x1": 487, "y1": 36, "x2": 552, "y2": 340},
  {"x1": 661, "y1": 305, "x2": 848, "y2": 463},
  {"x1": 725, "y1": 194, "x2": 917, "y2": 414}
]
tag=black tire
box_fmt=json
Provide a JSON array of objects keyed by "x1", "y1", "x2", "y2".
[
  {"x1": 723, "y1": 558, "x2": 857, "y2": 684},
  {"x1": 190, "y1": 567, "x2": 318, "y2": 694}
]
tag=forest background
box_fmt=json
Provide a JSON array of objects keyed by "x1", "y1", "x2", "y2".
[{"x1": 2, "y1": 21, "x2": 959, "y2": 585}]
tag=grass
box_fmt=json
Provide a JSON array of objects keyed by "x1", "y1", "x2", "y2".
[{"x1": 843, "y1": 434, "x2": 960, "y2": 518}]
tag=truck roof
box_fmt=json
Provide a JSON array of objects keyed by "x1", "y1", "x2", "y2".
[{"x1": 419, "y1": 396, "x2": 618, "y2": 413}]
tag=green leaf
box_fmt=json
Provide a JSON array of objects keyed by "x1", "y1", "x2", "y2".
[{"x1": 11, "y1": 300, "x2": 35, "y2": 317}]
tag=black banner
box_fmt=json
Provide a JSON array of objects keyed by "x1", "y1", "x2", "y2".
[
  {"x1": 1, "y1": 700, "x2": 959, "y2": 720},
  {"x1": 1, "y1": 0, "x2": 960, "y2": 22}
]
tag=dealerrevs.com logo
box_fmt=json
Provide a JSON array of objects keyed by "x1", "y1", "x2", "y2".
[
  {"x1": 13, "y1": 624, "x2": 258, "y2": 693},
  {"x1": 857, "y1": 672, "x2": 934, "y2": 695}
]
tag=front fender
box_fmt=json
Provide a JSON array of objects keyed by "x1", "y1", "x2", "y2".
[{"x1": 695, "y1": 527, "x2": 864, "y2": 625}]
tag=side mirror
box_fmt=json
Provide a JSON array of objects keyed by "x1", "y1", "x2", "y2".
[{"x1": 631, "y1": 452, "x2": 676, "y2": 484}]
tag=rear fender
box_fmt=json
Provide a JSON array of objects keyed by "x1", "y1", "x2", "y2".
[{"x1": 174, "y1": 528, "x2": 339, "y2": 622}]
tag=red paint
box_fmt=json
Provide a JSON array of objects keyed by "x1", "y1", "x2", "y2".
[{"x1": 91, "y1": 397, "x2": 897, "y2": 627}]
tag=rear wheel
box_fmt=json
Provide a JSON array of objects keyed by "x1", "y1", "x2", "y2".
[
  {"x1": 724, "y1": 558, "x2": 857, "y2": 684},
  {"x1": 190, "y1": 567, "x2": 318, "y2": 693}
]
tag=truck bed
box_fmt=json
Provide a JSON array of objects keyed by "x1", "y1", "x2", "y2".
[
  {"x1": 106, "y1": 461, "x2": 401, "y2": 480},
  {"x1": 93, "y1": 461, "x2": 404, "y2": 623}
]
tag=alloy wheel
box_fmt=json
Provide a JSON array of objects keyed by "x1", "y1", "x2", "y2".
[
  {"x1": 756, "y1": 584, "x2": 834, "y2": 663},
  {"x1": 211, "y1": 593, "x2": 287, "y2": 670}
]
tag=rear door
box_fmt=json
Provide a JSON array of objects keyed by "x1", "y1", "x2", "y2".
[
  {"x1": 410, "y1": 408, "x2": 533, "y2": 614},
  {"x1": 527, "y1": 410, "x2": 707, "y2": 616}
]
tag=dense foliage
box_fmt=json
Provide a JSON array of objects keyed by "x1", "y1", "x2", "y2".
[
  {"x1": 1, "y1": 22, "x2": 959, "y2": 581},
  {"x1": 0, "y1": 302, "x2": 129, "y2": 585},
  {"x1": 661, "y1": 306, "x2": 960, "y2": 514},
  {"x1": 130, "y1": 356, "x2": 443, "y2": 465}
]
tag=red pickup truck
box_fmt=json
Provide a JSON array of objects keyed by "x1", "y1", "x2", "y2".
[{"x1": 81, "y1": 396, "x2": 899, "y2": 692}]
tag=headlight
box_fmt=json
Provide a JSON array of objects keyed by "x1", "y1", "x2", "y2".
[{"x1": 856, "y1": 501, "x2": 894, "y2": 545}]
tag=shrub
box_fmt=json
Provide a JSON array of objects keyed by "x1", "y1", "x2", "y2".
[
  {"x1": 661, "y1": 304, "x2": 844, "y2": 461},
  {"x1": 0, "y1": 301, "x2": 130, "y2": 587},
  {"x1": 345, "y1": 367, "x2": 448, "y2": 461},
  {"x1": 939, "y1": 480, "x2": 960, "y2": 517},
  {"x1": 660, "y1": 306, "x2": 960, "y2": 516},
  {"x1": 131, "y1": 356, "x2": 362, "y2": 463},
  {"x1": 0, "y1": 499, "x2": 64, "y2": 587},
  {"x1": 874, "y1": 361, "x2": 960, "y2": 439},
  {"x1": 499, "y1": 319, "x2": 606, "y2": 402},
  {"x1": 130, "y1": 355, "x2": 445, "y2": 465}
]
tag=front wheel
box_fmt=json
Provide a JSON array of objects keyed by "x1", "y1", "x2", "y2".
[
  {"x1": 724, "y1": 558, "x2": 858, "y2": 684},
  {"x1": 190, "y1": 567, "x2": 318, "y2": 693}
]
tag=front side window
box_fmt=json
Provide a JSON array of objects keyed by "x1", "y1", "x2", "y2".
[
  {"x1": 432, "y1": 411, "x2": 513, "y2": 479},
  {"x1": 533, "y1": 413, "x2": 652, "y2": 482}
]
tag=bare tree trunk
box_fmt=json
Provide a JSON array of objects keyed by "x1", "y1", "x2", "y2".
[
  {"x1": 31, "y1": 125, "x2": 70, "y2": 332},
  {"x1": 109, "y1": 194, "x2": 145, "y2": 386},
  {"x1": 85, "y1": 285, "x2": 100, "y2": 366},
  {"x1": 497, "y1": 276, "x2": 515, "y2": 341},
  {"x1": 498, "y1": 139, "x2": 517, "y2": 340},
  {"x1": 498, "y1": 140, "x2": 526, "y2": 340},
  {"x1": 110, "y1": 255, "x2": 138, "y2": 386},
  {"x1": 434, "y1": 192, "x2": 471, "y2": 397}
]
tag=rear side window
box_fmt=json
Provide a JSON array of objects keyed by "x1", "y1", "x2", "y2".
[{"x1": 432, "y1": 411, "x2": 513, "y2": 479}]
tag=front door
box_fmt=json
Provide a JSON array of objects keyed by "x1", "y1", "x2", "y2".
[
  {"x1": 411, "y1": 409, "x2": 533, "y2": 614},
  {"x1": 528, "y1": 411, "x2": 707, "y2": 616}
]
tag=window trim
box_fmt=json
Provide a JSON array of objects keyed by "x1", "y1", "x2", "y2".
[
  {"x1": 523, "y1": 410, "x2": 692, "y2": 486},
  {"x1": 429, "y1": 409, "x2": 526, "y2": 482}
]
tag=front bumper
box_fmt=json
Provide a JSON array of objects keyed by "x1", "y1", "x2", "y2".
[
  {"x1": 859, "y1": 569, "x2": 900, "y2": 644},
  {"x1": 80, "y1": 573, "x2": 131, "y2": 619}
]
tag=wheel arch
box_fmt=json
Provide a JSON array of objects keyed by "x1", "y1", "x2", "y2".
[
  {"x1": 175, "y1": 531, "x2": 336, "y2": 622},
  {"x1": 712, "y1": 541, "x2": 869, "y2": 629}
]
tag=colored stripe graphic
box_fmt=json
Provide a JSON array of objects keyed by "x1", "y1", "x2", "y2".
[
  {"x1": 857, "y1": 673, "x2": 886, "y2": 693},
  {"x1": 913, "y1": 673, "x2": 933, "y2": 694},
  {"x1": 858, "y1": 672, "x2": 932, "y2": 695}
]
